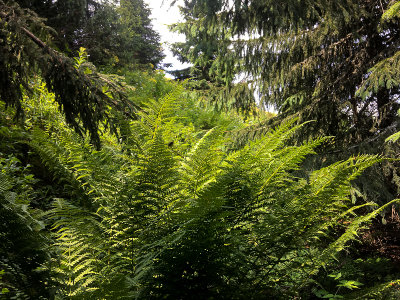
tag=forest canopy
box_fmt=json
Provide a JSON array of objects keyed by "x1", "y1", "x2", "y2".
[
  {"x1": 1, "y1": 0, "x2": 400, "y2": 299},
  {"x1": 14, "y1": 0, "x2": 165, "y2": 67}
]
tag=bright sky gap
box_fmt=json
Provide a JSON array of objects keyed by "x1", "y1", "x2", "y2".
[{"x1": 145, "y1": 0, "x2": 191, "y2": 74}]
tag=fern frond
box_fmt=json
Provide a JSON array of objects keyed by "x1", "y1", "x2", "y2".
[
  {"x1": 47, "y1": 199, "x2": 106, "y2": 298},
  {"x1": 346, "y1": 278, "x2": 400, "y2": 299},
  {"x1": 28, "y1": 88, "x2": 395, "y2": 299}
]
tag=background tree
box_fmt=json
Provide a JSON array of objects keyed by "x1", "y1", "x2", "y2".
[
  {"x1": 170, "y1": 0, "x2": 400, "y2": 205},
  {"x1": 169, "y1": 3, "x2": 257, "y2": 113},
  {"x1": 172, "y1": 0, "x2": 400, "y2": 140},
  {"x1": 15, "y1": 0, "x2": 165, "y2": 68},
  {"x1": 118, "y1": 0, "x2": 165, "y2": 67},
  {"x1": 0, "y1": 1, "x2": 135, "y2": 147}
]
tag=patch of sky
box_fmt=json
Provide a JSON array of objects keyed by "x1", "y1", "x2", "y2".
[{"x1": 145, "y1": 0, "x2": 192, "y2": 77}]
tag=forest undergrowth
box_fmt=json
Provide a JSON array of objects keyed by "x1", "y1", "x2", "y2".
[
  {"x1": 2, "y1": 0, "x2": 400, "y2": 298},
  {"x1": 0, "y1": 65, "x2": 400, "y2": 298}
]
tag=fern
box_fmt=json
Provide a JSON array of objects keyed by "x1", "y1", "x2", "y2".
[
  {"x1": 47, "y1": 199, "x2": 104, "y2": 298},
  {"x1": 34, "y1": 88, "x2": 400, "y2": 298},
  {"x1": 135, "y1": 118, "x2": 396, "y2": 298},
  {"x1": 382, "y1": 1, "x2": 400, "y2": 21},
  {"x1": 0, "y1": 157, "x2": 49, "y2": 299},
  {"x1": 40, "y1": 90, "x2": 188, "y2": 298},
  {"x1": 346, "y1": 278, "x2": 400, "y2": 299}
]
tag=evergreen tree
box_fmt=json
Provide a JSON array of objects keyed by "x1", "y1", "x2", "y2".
[
  {"x1": 357, "y1": 0, "x2": 400, "y2": 106},
  {"x1": 15, "y1": 0, "x2": 165, "y2": 68},
  {"x1": 170, "y1": 3, "x2": 229, "y2": 83},
  {"x1": 0, "y1": 1, "x2": 135, "y2": 147},
  {"x1": 118, "y1": 0, "x2": 165, "y2": 67},
  {"x1": 172, "y1": 0, "x2": 400, "y2": 141},
  {"x1": 168, "y1": 2, "x2": 256, "y2": 112},
  {"x1": 170, "y1": 0, "x2": 400, "y2": 206}
]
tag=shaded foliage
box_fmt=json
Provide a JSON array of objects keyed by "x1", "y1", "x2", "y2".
[
  {"x1": 0, "y1": 2, "x2": 136, "y2": 147},
  {"x1": 5, "y1": 83, "x2": 395, "y2": 298},
  {"x1": 15, "y1": 0, "x2": 165, "y2": 67},
  {"x1": 172, "y1": 0, "x2": 400, "y2": 142},
  {"x1": 2, "y1": 2, "x2": 400, "y2": 298}
]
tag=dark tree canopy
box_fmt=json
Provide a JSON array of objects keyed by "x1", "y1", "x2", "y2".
[
  {"x1": 15, "y1": 0, "x2": 165, "y2": 68},
  {"x1": 169, "y1": 3, "x2": 257, "y2": 113},
  {"x1": 0, "y1": 0, "x2": 136, "y2": 147},
  {"x1": 172, "y1": 0, "x2": 400, "y2": 142}
]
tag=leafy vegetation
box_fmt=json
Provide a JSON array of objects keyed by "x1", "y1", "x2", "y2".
[
  {"x1": 172, "y1": 0, "x2": 400, "y2": 139},
  {"x1": 14, "y1": 0, "x2": 164, "y2": 67},
  {"x1": 171, "y1": 0, "x2": 400, "y2": 208},
  {"x1": 1, "y1": 0, "x2": 400, "y2": 299}
]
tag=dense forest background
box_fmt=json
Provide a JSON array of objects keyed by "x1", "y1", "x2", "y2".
[{"x1": 1, "y1": 0, "x2": 400, "y2": 298}]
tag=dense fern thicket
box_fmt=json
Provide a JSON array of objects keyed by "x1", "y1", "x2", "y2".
[
  {"x1": 2, "y1": 1, "x2": 400, "y2": 299},
  {"x1": 0, "y1": 67, "x2": 400, "y2": 298}
]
